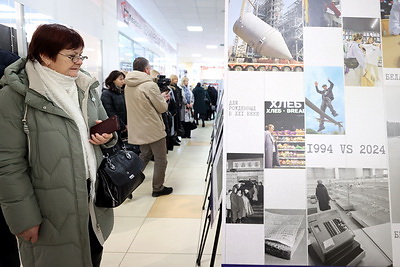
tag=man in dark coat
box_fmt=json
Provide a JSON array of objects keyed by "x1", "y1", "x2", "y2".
[
  {"x1": 315, "y1": 180, "x2": 331, "y2": 211},
  {"x1": 206, "y1": 85, "x2": 218, "y2": 120},
  {"x1": 0, "y1": 48, "x2": 20, "y2": 267},
  {"x1": 192, "y1": 82, "x2": 210, "y2": 127}
]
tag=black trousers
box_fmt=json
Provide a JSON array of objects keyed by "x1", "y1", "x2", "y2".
[
  {"x1": 0, "y1": 209, "x2": 20, "y2": 267},
  {"x1": 89, "y1": 220, "x2": 103, "y2": 267},
  {"x1": 182, "y1": 121, "x2": 192, "y2": 138},
  {"x1": 87, "y1": 180, "x2": 104, "y2": 267}
]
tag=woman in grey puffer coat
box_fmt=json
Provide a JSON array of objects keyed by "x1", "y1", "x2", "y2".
[{"x1": 0, "y1": 24, "x2": 116, "y2": 267}]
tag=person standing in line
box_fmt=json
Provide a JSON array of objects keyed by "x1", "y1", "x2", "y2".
[
  {"x1": 230, "y1": 186, "x2": 241, "y2": 223},
  {"x1": 252, "y1": 183, "x2": 258, "y2": 204},
  {"x1": 265, "y1": 124, "x2": 280, "y2": 168},
  {"x1": 101, "y1": 70, "x2": 127, "y2": 138},
  {"x1": 258, "y1": 181, "x2": 264, "y2": 205},
  {"x1": 192, "y1": 82, "x2": 210, "y2": 127},
  {"x1": 315, "y1": 180, "x2": 331, "y2": 211},
  {"x1": 180, "y1": 77, "x2": 195, "y2": 138},
  {"x1": 169, "y1": 74, "x2": 183, "y2": 144},
  {"x1": 315, "y1": 78, "x2": 338, "y2": 132},
  {"x1": 226, "y1": 190, "x2": 233, "y2": 223},
  {"x1": 207, "y1": 85, "x2": 218, "y2": 120},
  {"x1": 0, "y1": 48, "x2": 21, "y2": 267},
  {"x1": 241, "y1": 189, "x2": 254, "y2": 218},
  {"x1": 124, "y1": 57, "x2": 173, "y2": 197},
  {"x1": 0, "y1": 23, "x2": 116, "y2": 267}
]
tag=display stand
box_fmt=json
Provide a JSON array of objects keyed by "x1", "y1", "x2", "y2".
[
  {"x1": 202, "y1": 137, "x2": 214, "y2": 210},
  {"x1": 197, "y1": 127, "x2": 222, "y2": 266},
  {"x1": 196, "y1": 201, "x2": 222, "y2": 267}
]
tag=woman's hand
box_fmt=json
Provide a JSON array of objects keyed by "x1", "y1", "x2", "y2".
[
  {"x1": 89, "y1": 120, "x2": 113, "y2": 145},
  {"x1": 17, "y1": 225, "x2": 40, "y2": 243}
]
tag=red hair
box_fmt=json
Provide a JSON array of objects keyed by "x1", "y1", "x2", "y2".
[{"x1": 27, "y1": 24, "x2": 84, "y2": 64}]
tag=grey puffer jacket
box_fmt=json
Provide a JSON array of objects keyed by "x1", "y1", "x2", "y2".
[{"x1": 0, "y1": 58, "x2": 115, "y2": 267}]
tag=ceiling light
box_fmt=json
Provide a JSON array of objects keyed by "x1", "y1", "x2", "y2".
[
  {"x1": 192, "y1": 54, "x2": 202, "y2": 57},
  {"x1": 206, "y1": 45, "x2": 218, "y2": 49},
  {"x1": 187, "y1": 26, "x2": 203, "y2": 32},
  {"x1": 133, "y1": 37, "x2": 148, "y2": 43}
]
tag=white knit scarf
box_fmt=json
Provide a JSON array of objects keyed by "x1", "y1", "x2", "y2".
[{"x1": 28, "y1": 60, "x2": 97, "y2": 199}]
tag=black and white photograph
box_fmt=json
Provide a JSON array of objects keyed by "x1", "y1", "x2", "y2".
[
  {"x1": 227, "y1": 0, "x2": 304, "y2": 72},
  {"x1": 265, "y1": 101, "x2": 305, "y2": 169},
  {"x1": 384, "y1": 86, "x2": 400, "y2": 223},
  {"x1": 304, "y1": 0, "x2": 342, "y2": 27},
  {"x1": 307, "y1": 167, "x2": 392, "y2": 266},
  {"x1": 226, "y1": 153, "x2": 264, "y2": 224},
  {"x1": 343, "y1": 17, "x2": 383, "y2": 87},
  {"x1": 264, "y1": 209, "x2": 307, "y2": 265}
]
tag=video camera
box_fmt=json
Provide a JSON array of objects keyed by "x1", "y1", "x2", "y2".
[{"x1": 156, "y1": 75, "x2": 171, "y2": 93}]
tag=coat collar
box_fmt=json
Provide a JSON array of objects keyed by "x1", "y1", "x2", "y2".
[{"x1": 25, "y1": 60, "x2": 98, "y2": 97}]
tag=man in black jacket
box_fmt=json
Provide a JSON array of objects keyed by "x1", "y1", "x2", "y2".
[{"x1": 315, "y1": 78, "x2": 338, "y2": 132}]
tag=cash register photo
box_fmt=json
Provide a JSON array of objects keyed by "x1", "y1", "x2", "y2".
[{"x1": 308, "y1": 209, "x2": 365, "y2": 266}]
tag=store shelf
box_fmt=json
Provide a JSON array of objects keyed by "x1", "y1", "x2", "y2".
[
  {"x1": 328, "y1": 179, "x2": 390, "y2": 227},
  {"x1": 275, "y1": 131, "x2": 305, "y2": 168}
]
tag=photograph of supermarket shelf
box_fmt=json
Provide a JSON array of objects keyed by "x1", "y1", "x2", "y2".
[
  {"x1": 226, "y1": 153, "x2": 264, "y2": 224},
  {"x1": 307, "y1": 167, "x2": 392, "y2": 266},
  {"x1": 304, "y1": 0, "x2": 342, "y2": 27},
  {"x1": 227, "y1": 0, "x2": 303, "y2": 72},
  {"x1": 343, "y1": 17, "x2": 383, "y2": 87},
  {"x1": 265, "y1": 101, "x2": 305, "y2": 169},
  {"x1": 304, "y1": 66, "x2": 345, "y2": 135},
  {"x1": 264, "y1": 209, "x2": 308, "y2": 265},
  {"x1": 385, "y1": 86, "x2": 400, "y2": 223}
]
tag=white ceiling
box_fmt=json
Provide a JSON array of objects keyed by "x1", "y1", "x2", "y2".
[{"x1": 125, "y1": 0, "x2": 226, "y2": 65}]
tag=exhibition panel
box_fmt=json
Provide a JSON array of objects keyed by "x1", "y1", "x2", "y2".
[{"x1": 222, "y1": 0, "x2": 399, "y2": 266}]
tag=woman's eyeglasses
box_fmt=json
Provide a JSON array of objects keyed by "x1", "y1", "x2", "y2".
[{"x1": 58, "y1": 53, "x2": 88, "y2": 63}]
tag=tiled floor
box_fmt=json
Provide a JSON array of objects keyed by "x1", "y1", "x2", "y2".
[{"x1": 101, "y1": 121, "x2": 222, "y2": 267}]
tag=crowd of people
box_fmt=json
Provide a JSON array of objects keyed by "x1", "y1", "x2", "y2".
[
  {"x1": 226, "y1": 181, "x2": 264, "y2": 224},
  {"x1": 0, "y1": 23, "x2": 218, "y2": 267}
]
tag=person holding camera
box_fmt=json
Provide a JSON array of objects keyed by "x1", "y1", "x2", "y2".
[{"x1": 124, "y1": 57, "x2": 173, "y2": 197}]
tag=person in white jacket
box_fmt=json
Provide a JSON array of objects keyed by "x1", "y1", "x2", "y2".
[
  {"x1": 345, "y1": 33, "x2": 366, "y2": 86},
  {"x1": 363, "y1": 36, "x2": 381, "y2": 82},
  {"x1": 390, "y1": 0, "x2": 400, "y2": 35}
]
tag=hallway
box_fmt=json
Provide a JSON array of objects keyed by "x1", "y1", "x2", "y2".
[{"x1": 101, "y1": 121, "x2": 222, "y2": 266}]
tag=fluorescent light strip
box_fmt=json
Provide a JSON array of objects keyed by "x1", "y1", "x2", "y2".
[
  {"x1": 187, "y1": 26, "x2": 203, "y2": 32},
  {"x1": 206, "y1": 45, "x2": 218, "y2": 49}
]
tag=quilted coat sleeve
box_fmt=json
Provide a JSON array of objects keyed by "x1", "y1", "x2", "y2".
[
  {"x1": 0, "y1": 88, "x2": 42, "y2": 234},
  {"x1": 91, "y1": 88, "x2": 117, "y2": 149}
]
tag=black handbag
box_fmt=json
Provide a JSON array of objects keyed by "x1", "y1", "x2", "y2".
[
  {"x1": 95, "y1": 140, "x2": 145, "y2": 208},
  {"x1": 188, "y1": 121, "x2": 197, "y2": 130},
  {"x1": 344, "y1": 58, "x2": 359, "y2": 69},
  {"x1": 177, "y1": 123, "x2": 185, "y2": 136}
]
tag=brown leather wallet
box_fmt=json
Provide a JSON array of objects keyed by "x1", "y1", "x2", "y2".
[{"x1": 90, "y1": 115, "x2": 120, "y2": 135}]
